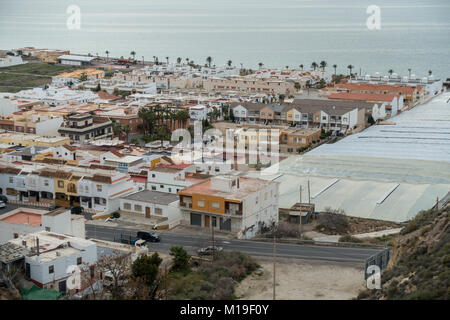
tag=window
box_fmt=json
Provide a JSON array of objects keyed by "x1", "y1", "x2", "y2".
[
  {"x1": 77, "y1": 257, "x2": 82, "y2": 265},
  {"x1": 58, "y1": 181, "x2": 64, "y2": 188},
  {"x1": 212, "y1": 202, "x2": 220, "y2": 209},
  {"x1": 160, "y1": 185, "x2": 164, "y2": 188},
  {"x1": 197, "y1": 200, "x2": 205, "y2": 207},
  {"x1": 123, "y1": 203, "x2": 131, "y2": 210},
  {"x1": 168, "y1": 188, "x2": 172, "y2": 192},
  {"x1": 134, "y1": 204, "x2": 142, "y2": 212},
  {"x1": 96, "y1": 185, "x2": 102, "y2": 192},
  {"x1": 45, "y1": 227, "x2": 51, "y2": 232},
  {"x1": 155, "y1": 208, "x2": 162, "y2": 215},
  {"x1": 44, "y1": 180, "x2": 49, "y2": 186},
  {"x1": 151, "y1": 186, "x2": 156, "y2": 190},
  {"x1": 9, "y1": 177, "x2": 13, "y2": 183},
  {"x1": 13, "y1": 233, "x2": 19, "y2": 239},
  {"x1": 49, "y1": 266, "x2": 54, "y2": 274},
  {"x1": 151, "y1": 174, "x2": 155, "y2": 178}
]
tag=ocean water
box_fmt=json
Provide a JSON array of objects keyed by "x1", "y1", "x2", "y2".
[{"x1": 1, "y1": 0, "x2": 449, "y2": 79}]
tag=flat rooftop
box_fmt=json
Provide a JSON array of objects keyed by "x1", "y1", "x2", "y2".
[
  {"x1": 0, "y1": 208, "x2": 48, "y2": 226},
  {"x1": 180, "y1": 176, "x2": 277, "y2": 201},
  {"x1": 122, "y1": 190, "x2": 179, "y2": 205}
]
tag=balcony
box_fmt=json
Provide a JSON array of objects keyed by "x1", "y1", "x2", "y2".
[
  {"x1": 225, "y1": 209, "x2": 242, "y2": 216},
  {"x1": 180, "y1": 202, "x2": 192, "y2": 208}
]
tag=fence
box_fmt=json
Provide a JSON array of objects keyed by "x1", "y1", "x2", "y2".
[
  {"x1": 251, "y1": 237, "x2": 389, "y2": 249},
  {"x1": 7, "y1": 199, "x2": 51, "y2": 208},
  {"x1": 364, "y1": 248, "x2": 392, "y2": 280}
]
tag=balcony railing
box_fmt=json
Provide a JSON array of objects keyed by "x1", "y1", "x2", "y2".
[{"x1": 180, "y1": 202, "x2": 192, "y2": 208}]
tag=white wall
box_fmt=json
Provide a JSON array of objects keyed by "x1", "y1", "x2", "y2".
[
  {"x1": 0, "y1": 98, "x2": 18, "y2": 116},
  {"x1": 0, "y1": 223, "x2": 41, "y2": 245}
]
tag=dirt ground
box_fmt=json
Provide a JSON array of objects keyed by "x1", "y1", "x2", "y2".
[{"x1": 235, "y1": 256, "x2": 365, "y2": 300}]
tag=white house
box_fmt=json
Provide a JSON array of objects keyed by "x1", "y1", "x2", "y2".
[
  {"x1": 0, "y1": 97, "x2": 18, "y2": 116},
  {"x1": 146, "y1": 163, "x2": 199, "y2": 194},
  {"x1": 0, "y1": 52, "x2": 25, "y2": 68},
  {"x1": 120, "y1": 190, "x2": 181, "y2": 228},
  {"x1": 77, "y1": 171, "x2": 138, "y2": 214},
  {"x1": 189, "y1": 104, "x2": 211, "y2": 121},
  {"x1": 9, "y1": 231, "x2": 97, "y2": 292}
]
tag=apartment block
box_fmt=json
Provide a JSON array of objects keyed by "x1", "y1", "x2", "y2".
[{"x1": 179, "y1": 176, "x2": 279, "y2": 239}]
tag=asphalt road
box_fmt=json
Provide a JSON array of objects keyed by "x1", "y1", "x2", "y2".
[{"x1": 86, "y1": 224, "x2": 382, "y2": 263}]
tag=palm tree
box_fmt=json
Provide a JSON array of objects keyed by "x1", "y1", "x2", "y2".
[
  {"x1": 299, "y1": 64, "x2": 304, "y2": 71},
  {"x1": 408, "y1": 68, "x2": 412, "y2": 78},
  {"x1": 227, "y1": 60, "x2": 232, "y2": 67},
  {"x1": 333, "y1": 64, "x2": 337, "y2": 75},
  {"x1": 105, "y1": 50, "x2": 110, "y2": 63},
  {"x1": 347, "y1": 65, "x2": 354, "y2": 76},
  {"x1": 206, "y1": 56, "x2": 213, "y2": 68},
  {"x1": 177, "y1": 57, "x2": 182, "y2": 64},
  {"x1": 311, "y1": 62, "x2": 318, "y2": 71},
  {"x1": 122, "y1": 125, "x2": 131, "y2": 142},
  {"x1": 166, "y1": 56, "x2": 169, "y2": 65},
  {"x1": 388, "y1": 69, "x2": 394, "y2": 77},
  {"x1": 130, "y1": 51, "x2": 136, "y2": 60},
  {"x1": 320, "y1": 61, "x2": 327, "y2": 71},
  {"x1": 428, "y1": 70, "x2": 433, "y2": 76},
  {"x1": 258, "y1": 62, "x2": 264, "y2": 70}
]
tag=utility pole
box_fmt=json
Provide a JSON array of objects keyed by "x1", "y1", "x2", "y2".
[
  {"x1": 308, "y1": 180, "x2": 311, "y2": 204},
  {"x1": 273, "y1": 232, "x2": 276, "y2": 300},
  {"x1": 299, "y1": 185, "x2": 303, "y2": 239},
  {"x1": 212, "y1": 217, "x2": 215, "y2": 261}
]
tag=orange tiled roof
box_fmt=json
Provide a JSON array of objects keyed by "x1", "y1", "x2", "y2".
[{"x1": 328, "y1": 92, "x2": 399, "y2": 102}]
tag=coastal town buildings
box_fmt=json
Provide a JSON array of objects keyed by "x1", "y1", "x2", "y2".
[{"x1": 52, "y1": 69, "x2": 105, "y2": 86}]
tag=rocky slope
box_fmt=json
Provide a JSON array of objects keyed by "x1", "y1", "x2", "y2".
[{"x1": 358, "y1": 205, "x2": 450, "y2": 300}]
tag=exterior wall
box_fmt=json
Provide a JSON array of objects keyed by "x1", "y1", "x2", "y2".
[
  {"x1": 35, "y1": 117, "x2": 64, "y2": 136},
  {"x1": 25, "y1": 243, "x2": 97, "y2": 288},
  {"x1": 0, "y1": 223, "x2": 40, "y2": 244},
  {"x1": 0, "y1": 98, "x2": 18, "y2": 116},
  {"x1": 239, "y1": 182, "x2": 279, "y2": 239},
  {"x1": 204, "y1": 78, "x2": 295, "y2": 95},
  {"x1": 233, "y1": 105, "x2": 248, "y2": 120}
]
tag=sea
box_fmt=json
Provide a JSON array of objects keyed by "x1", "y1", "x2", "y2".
[{"x1": 1, "y1": 0, "x2": 449, "y2": 79}]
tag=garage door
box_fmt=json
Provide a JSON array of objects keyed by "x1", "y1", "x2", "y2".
[
  {"x1": 220, "y1": 218, "x2": 231, "y2": 231},
  {"x1": 190, "y1": 213, "x2": 202, "y2": 226}
]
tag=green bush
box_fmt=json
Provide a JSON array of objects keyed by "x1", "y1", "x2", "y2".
[{"x1": 112, "y1": 212, "x2": 120, "y2": 219}]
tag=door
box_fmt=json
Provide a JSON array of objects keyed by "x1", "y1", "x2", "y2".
[
  {"x1": 220, "y1": 218, "x2": 232, "y2": 231},
  {"x1": 25, "y1": 263, "x2": 30, "y2": 279},
  {"x1": 190, "y1": 213, "x2": 202, "y2": 226},
  {"x1": 58, "y1": 280, "x2": 67, "y2": 293},
  {"x1": 145, "y1": 207, "x2": 150, "y2": 218},
  {"x1": 204, "y1": 215, "x2": 210, "y2": 228}
]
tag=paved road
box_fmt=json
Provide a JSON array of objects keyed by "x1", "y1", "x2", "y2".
[{"x1": 86, "y1": 225, "x2": 382, "y2": 263}]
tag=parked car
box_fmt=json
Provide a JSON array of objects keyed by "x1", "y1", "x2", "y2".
[
  {"x1": 0, "y1": 201, "x2": 6, "y2": 209},
  {"x1": 137, "y1": 231, "x2": 160, "y2": 242},
  {"x1": 0, "y1": 195, "x2": 8, "y2": 203},
  {"x1": 48, "y1": 205, "x2": 63, "y2": 211},
  {"x1": 71, "y1": 206, "x2": 84, "y2": 215},
  {"x1": 197, "y1": 246, "x2": 223, "y2": 256}
]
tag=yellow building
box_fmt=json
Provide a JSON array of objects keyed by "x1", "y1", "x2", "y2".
[
  {"x1": 52, "y1": 68, "x2": 105, "y2": 84},
  {"x1": 0, "y1": 133, "x2": 70, "y2": 147}
]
